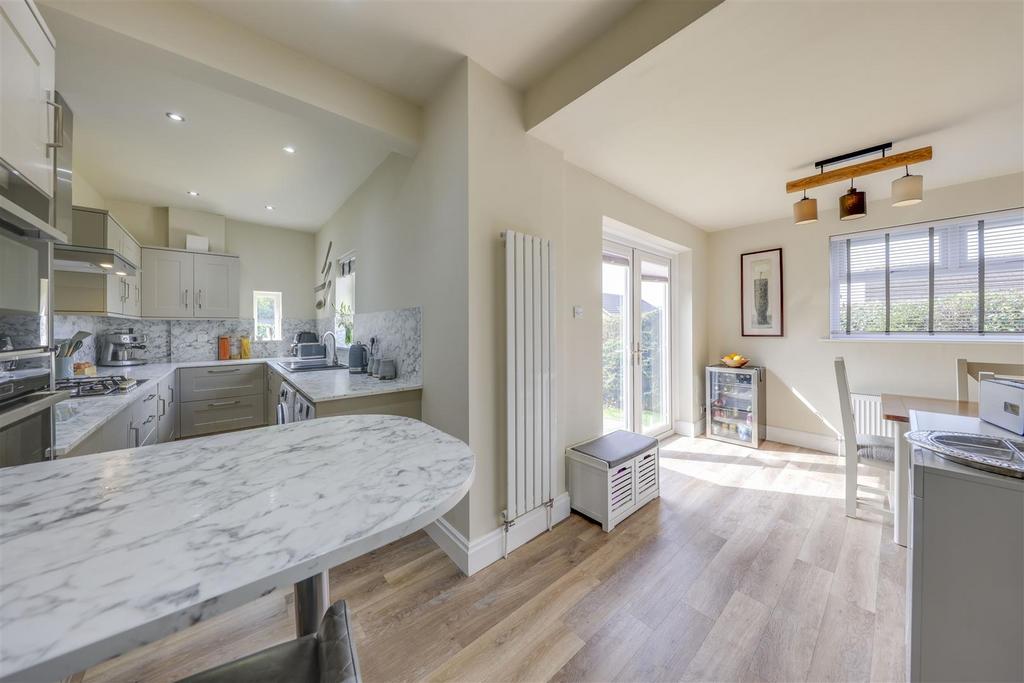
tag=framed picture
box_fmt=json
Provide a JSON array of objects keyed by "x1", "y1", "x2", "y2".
[{"x1": 740, "y1": 248, "x2": 784, "y2": 337}]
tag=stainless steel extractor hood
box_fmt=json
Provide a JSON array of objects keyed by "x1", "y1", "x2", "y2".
[{"x1": 53, "y1": 244, "x2": 137, "y2": 276}]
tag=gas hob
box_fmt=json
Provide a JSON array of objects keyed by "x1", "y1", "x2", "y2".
[{"x1": 55, "y1": 376, "x2": 148, "y2": 398}]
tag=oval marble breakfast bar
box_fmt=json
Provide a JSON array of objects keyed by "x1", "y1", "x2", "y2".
[{"x1": 0, "y1": 415, "x2": 474, "y2": 682}]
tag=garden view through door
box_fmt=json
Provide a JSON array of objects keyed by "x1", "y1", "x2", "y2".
[{"x1": 602, "y1": 241, "x2": 671, "y2": 436}]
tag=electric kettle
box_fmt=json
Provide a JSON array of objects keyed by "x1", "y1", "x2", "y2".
[{"x1": 348, "y1": 342, "x2": 368, "y2": 373}]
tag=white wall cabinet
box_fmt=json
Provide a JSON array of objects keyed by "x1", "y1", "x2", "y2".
[
  {"x1": 0, "y1": 0, "x2": 56, "y2": 197},
  {"x1": 56, "y1": 207, "x2": 144, "y2": 317},
  {"x1": 142, "y1": 247, "x2": 238, "y2": 319}
]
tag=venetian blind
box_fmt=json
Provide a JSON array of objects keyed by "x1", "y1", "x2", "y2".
[{"x1": 829, "y1": 208, "x2": 1024, "y2": 337}]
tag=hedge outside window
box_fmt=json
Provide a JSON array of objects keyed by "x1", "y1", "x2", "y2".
[
  {"x1": 254, "y1": 291, "x2": 282, "y2": 341},
  {"x1": 829, "y1": 208, "x2": 1024, "y2": 339}
]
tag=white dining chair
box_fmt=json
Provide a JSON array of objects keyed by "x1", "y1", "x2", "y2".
[
  {"x1": 955, "y1": 358, "x2": 1024, "y2": 401},
  {"x1": 835, "y1": 357, "x2": 894, "y2": 519}
]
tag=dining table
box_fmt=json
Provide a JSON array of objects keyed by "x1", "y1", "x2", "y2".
[
  {"x1": 880, "y1": 393, "x2": 977, "y2": 546},
  {"x1": 0, "y1": 415, "x2": 475, "y2": 682}
]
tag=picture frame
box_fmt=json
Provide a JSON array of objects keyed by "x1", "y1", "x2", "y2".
[{"x1": 740, "y1": 248, "x2": 784, "y2": 337}]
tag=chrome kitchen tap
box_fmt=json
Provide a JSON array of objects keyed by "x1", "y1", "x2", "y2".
[{"x1": 321, "y1": 331, "x2": 338, "y2": 366}]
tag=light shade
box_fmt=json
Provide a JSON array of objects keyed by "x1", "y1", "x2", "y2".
[
  {"x1": 892, "y1": 173, "x2": 923, "y2": 206},
  {"x1": 839, "y1": 186, "x2": 866, "y2": 221},
  {"x1": 793, "y1": 196, "x2": 818, "y2": 224}
]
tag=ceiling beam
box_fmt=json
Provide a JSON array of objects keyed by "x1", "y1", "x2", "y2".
[
  {"x1": 786, "y1": 146, "x2": 932, "y2": 194},
  {"x1": 524, "y1": 0, "x2": 723, "y2": 131}
]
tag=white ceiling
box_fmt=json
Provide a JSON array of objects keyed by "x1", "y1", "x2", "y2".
[
  {"x1": 530, "y1": 0, "x2": 1024, "y2": 231},
  {"x1": 194, "y1": 0, "x2": 641, "y2": 104},
  {"x1": 44, "y1": 8, "x2": 395, "y2": 232}
]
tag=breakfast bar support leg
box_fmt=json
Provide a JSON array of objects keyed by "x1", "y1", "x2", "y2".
[
  {"x1": 893, "y1": 421, "x2": 909, "y2": 547},
  {"x1": 293, "y1": 570, "x2": 330, "y2": 637}
]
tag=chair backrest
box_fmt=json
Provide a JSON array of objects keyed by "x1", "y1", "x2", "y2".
[
  {"x1": 834, "y1": 357, "x2": 859, "y2": 458},
  {"x1": 955, "y1": 359, "x2": 1024, "y2": 401}
]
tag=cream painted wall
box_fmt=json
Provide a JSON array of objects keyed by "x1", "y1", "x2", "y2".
[
  {"x1": 314, "y1": 61, "x2": 472, "y2": 535},
  {"x1": 168, "y1": 207, "x2": 227, "y2": 252},
  {"x1": 466, "y1": 61, "x2": 566, "y2": 538},
  {"x1": 71, "y1": 171, "x2": 106, "y2": 210},
  {"x1": 707, "y1": 172, "x2": 1024, "y2": 442},
  {"x1": 226, "y1": 219, "x2": 316, "y2": 320},
  {"x1": 105, "y1": 199, "x2": 168, "y2": 247},
  {"x1": 562, "y1": 166, "x2": 709, "y2": 445}
]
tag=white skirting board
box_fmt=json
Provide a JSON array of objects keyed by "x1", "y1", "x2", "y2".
[
  {"x1": 426, "y1": 492, "x2": 570, "y2": 576},
  {"x1": 673, "y1": 421, "x2": 838, "y2": 455}
]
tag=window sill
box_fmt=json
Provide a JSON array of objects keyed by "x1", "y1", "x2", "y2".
[{"x1": 821, "y1": 335, "x2": 1024, "y2": 344}]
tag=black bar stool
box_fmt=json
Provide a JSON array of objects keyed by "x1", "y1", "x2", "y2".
[{"x1": 179, "y1": 601, "x2": 361, "y2": 683}]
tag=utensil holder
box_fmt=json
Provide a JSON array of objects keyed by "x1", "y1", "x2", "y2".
[{"x1": 56, "y1": 357, "x2": 74, "y2": 379}]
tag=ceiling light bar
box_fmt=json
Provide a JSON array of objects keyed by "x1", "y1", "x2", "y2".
[
  {"x1": 786, "y1": 146, "x2": 932, "y2": 194},
  {"x1": 814, "y1": 142, "x2": 892, "y2": 170}
]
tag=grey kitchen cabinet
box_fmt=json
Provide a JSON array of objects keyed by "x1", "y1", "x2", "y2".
[
  {"x1": 131, "y1": 385, "x2": 159, "y2": 447},
  {"x1": 0, "y1": 231, "x2": 40, "y2": 312},
  {"x1": 157, "y1": 377, "x2": 177, "y2": 443},
  {"x1": 55, "y1": 207, "x2": 144, "y2": 317},
  {"x1": 266, "y1": 365, "x2": 283, "y2": 425},
  {"x1": 141, "y1": 247, "x2": 239, "y2": 319},
  {"x1": 179, "y1": 364, "x2": 265, "y2": 438},
  {"x1": 178, "y1": 364, "x2": 264, "y2": 403},
  {"x1": 179, "y1": 393, "x2": 264, "y2": 438},
  {"x1": 141, "y1": 247, "x2": 193, "y2": 317},
  {"x1": 0, "y1": 0, "x2": 56, "y2": 198}
]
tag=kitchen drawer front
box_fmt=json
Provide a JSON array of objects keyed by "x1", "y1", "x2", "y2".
[
  {"x1": 178, "y1": 365, "x2": 265, "y2": 402},
  {"x1": 179, "y1": 394, "x2": 265, "y2": 438},
  {"x1": 132, "y1": 386, "x2": 160, "y2": 446}
]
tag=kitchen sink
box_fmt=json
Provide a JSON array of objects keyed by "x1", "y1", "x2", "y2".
[
  {"x1": 278, "y1": 359, "x2": 349, "y2": 373},
  {"x1": 906, "y1": 430, "x2": 1024, "y2": 478}
]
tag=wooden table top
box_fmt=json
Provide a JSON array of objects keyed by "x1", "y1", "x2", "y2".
[{"x1": 880, "y1": 393, "x2": 978, "y2": 423}]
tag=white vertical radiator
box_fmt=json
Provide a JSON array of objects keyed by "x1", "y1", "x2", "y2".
[
  {"x1": 851, "y1": 393, "x2": 898, "y2": 439},
  {"x1": 503, "y1": 230, "x2": 555, "y2": 556}
]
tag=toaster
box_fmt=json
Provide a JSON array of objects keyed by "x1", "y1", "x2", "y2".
[
  {"x1": 295, "y1": 343, "x2": 327, "y2": 359},
  {"x1": 980, "y1": 377, "x2": 1024, "y2": 435}
]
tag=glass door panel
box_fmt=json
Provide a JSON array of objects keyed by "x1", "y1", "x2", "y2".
[
  {"x1": 709, "y1": 368, "x2": 754, "y2": 443},
  {"x1": 637, "y1": 253, "x2": 671, "y2": 436},
  {"x1": 602, "y1": 246, "x2": 631, "y2": 434}
]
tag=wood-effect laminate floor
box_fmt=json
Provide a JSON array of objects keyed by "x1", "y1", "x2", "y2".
[{"x1": 82, "y1": 436, "x2": 905, "y2": 683}]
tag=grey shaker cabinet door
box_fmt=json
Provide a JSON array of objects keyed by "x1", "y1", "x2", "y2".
[{"x1": 142, "y1": 248, "x2": 193, "y2": 318}]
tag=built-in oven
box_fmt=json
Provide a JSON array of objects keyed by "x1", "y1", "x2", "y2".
[{"x1": 0, "y1": 367, "x2": 67, "y2": 468}]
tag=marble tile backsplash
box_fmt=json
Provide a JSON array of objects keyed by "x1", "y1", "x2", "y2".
[
  {"x1": 354, "y1": 307, "x2": 422, "y2": 380},
  {"x1": 53, "y1": 315, "x2": 319, "y2": 363}
]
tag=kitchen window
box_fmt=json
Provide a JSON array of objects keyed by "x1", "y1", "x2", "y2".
[
  {"x1": 334, "y1": 255, "x2": 355, "y2": 344},
  {"x1": 254, "y1": 291, "x2": 282, "y2": 341},
  {"x1": 828, "y1": 208, "x2": 1024, "y2": 339}
]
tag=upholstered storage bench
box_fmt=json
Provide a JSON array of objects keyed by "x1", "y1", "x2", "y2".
[{"x1": 566, "y1": 430, "x2": 659, "y2": 532}]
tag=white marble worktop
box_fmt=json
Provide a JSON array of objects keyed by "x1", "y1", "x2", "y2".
[
  {"x1": 53, "y1": 359, "x2": 422, "y2": 456},
  {"x1": 0, "y1": 415, "x2": 473, "y2": 682}
]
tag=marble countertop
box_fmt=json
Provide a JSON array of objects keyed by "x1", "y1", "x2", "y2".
[
  {"x1": 0, "y1": 415, "x2": 474, "y2": 682},
  {"x1": 54, "y1": 359, "x2": 422, "y2": 456}
]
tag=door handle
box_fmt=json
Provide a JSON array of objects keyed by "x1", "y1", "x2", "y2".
[{"x1": 45, "y1": 94, "x2": 64, "y2": 157}]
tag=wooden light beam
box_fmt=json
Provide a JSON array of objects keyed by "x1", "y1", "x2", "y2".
[{"x1": 786, "y1": 146, "x2": 932, "y2": 194}]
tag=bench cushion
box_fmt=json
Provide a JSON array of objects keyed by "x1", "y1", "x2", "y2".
[{"x1": 572, "y1": 430, "x2": 658, "y2": 468}]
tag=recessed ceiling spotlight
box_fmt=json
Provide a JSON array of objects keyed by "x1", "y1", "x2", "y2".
[
  {"x1": 166, "y1": 112, "x2": 185, "y2": 122},
  {"x1": 265, "y1": 205, "x2": 275, "y2": 211},
  {"x1": 187, "y1": 190, "x2": 199, "y2": 197},
  {"x1": 282, "y1": 146, "x2": 295, "y2": 154},
  {"x1": 115, "y1": 271, "x2": 127, "y2": 276}
]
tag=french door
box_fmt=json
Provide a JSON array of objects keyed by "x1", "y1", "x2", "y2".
[{"x1": 601, "y1": 241, "x2": 672, "y2": 436}]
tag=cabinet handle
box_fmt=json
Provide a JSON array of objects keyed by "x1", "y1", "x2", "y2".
[
  {"x1": 145, "y1": 393, "x2": 156, "y2": 401},
  {"x1": 207, "y1": 400, "x2": 240, "y2": 407},
  {"x1": 169, "y1": 386, "x2": 174, "y2": 403},
  {"x1": 207, "y1": 368, "x2": 240, "y2": 374},
  {"x1": 184, "y1": 288, "x2": 189, "y2": 309},
  {"x1": 197, "y1": 289, "x2": 203, "y2": 309},
  {"x1": 158, "y1": 397, "x2": 166, "y2": 417},
  {"x1": 45, "y1": 94, "x2": 64, "y2": 157},
  {"x1": 143, "y1": 416, "x2": 155, "y2": 425},
  {"x1": 129, "y1": 424, "x2": 140, "y2": 448}
]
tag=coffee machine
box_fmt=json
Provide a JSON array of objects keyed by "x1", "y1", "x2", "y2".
[{"x1": 98, "y1": 330, "x2": 149, "y2": 366}]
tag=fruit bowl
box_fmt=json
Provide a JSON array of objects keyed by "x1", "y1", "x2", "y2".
[{"x1": 721, "y1": 354, "x2": 749, "y2": 368}]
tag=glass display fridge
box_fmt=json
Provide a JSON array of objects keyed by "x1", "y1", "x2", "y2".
[{"x1": 706, "y1": 365, "x2": 766, "y2": 448}]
